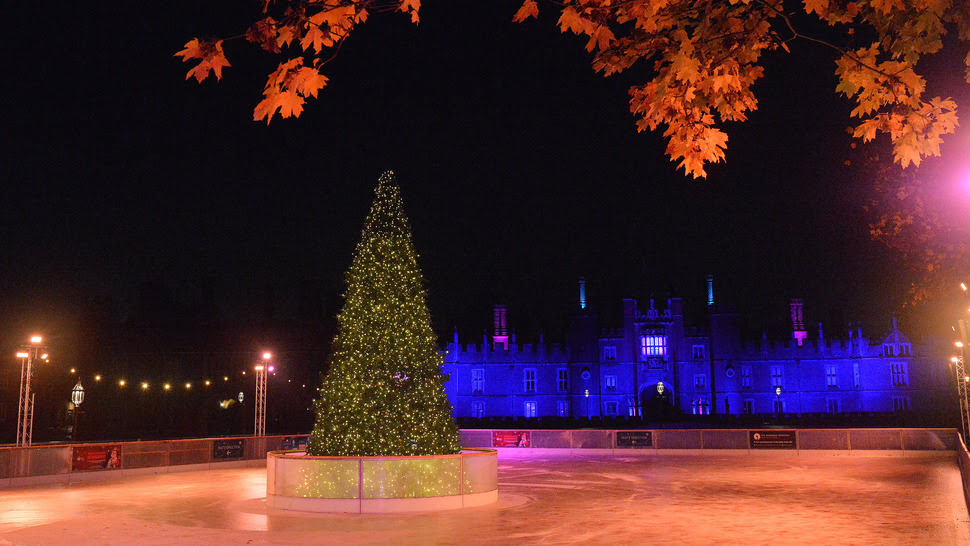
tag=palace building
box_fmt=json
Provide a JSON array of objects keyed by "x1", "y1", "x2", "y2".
[{"x1": 442, "y1": 278, "x2": 950, "y2": 419}]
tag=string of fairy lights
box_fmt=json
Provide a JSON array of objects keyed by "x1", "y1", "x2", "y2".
[{"x1": 51, "y1": 367, "x2": 310, "y2": 392}]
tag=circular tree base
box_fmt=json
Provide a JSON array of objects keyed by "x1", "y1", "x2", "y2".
[{"x1": 266, "y1": 448, "x2": 498, "y2": 514}]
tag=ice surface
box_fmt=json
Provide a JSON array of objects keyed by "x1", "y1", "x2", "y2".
[{"x1": 0, "y1": 451, "x2": 967, "y2": 544}]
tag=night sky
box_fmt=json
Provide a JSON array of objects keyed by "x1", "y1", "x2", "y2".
[{"x1": 5, "y1": 0, "x2": 969, "y2": 364}]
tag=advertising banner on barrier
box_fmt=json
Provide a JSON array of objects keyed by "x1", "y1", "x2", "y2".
[
  {"x1": 281, "y1": 435, "x2": 310, "y2": 450},
  {"x1": 616, "y1": 431, "x2": 653, "y2": 447},
  {"x1": 749, "y1": 430, "x2": 797, "y2": 449},
  {"x1": 213, "y1": 439, "x2": 245, "y2": 459},
  {"x1": 72, "y1": 445, "x2": 123, "y2": 471},
  {"x1": 492, "y1": 431, "x2": 531, "y2": 447}
]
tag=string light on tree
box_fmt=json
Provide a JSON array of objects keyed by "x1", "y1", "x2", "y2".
[{"x1": 306, "y1": 171, "x2": 460, "y2": 457}]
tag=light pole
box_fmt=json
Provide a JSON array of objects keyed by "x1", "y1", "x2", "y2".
[
  {"x1": 16, "y1": 335, "x2": 48, "y2": 447},
  {"x1": 955, "y1": 282, "x2": 969, "y2": 441},
  {"x1": 775, "y1": 385, "x2": 783, "y2": 419},
  {"x1": 71, "y1": 379, "x2": 85, "y2": 441},
  {"x1": 657, "y1": 381, "x2": 665, "y2": 429},
  {"x1": 254, "y1": 352, "x2": 273, "y2": 437},
  {"x1": 585, "y1": 389, "x2": 590, "y2": 420}
]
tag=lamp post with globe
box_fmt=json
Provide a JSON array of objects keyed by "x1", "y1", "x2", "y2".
[
  {"x1": 656, "y1": 380, "x2": 665, "y2": 429},
  {"x1": 71, "y1": 380, "x2": 85, "y2": 441}
]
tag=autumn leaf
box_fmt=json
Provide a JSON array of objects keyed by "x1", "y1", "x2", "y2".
[
  {"x1": 246, "y1": 18, "x2": 280, "y2": 53},
  {"x1": 301, "y1": 25, "x2": 327, "y2": 54},
  {"x1": 291, "y1": 66, "x2": 329, "y2": 98},
  {"x1": 803, "y1": 0, "x2": 828, "y2": 16},
  {"x1": 399, "y1": 0, "x2": 421, "y2": 24},
  {"x1": 513, "y1": 0, "x2": 539, "y2": 23},
  {"x1": 253, "y1": 59, "x2": 329, "y2": 123},
  {"x1": 175, "y1": 39, "x2": 231, "y2": 82}
]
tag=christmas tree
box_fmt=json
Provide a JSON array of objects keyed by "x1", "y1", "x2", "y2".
[{"x1": 306, "y1": 171, "x2": 460, "y2": 456}]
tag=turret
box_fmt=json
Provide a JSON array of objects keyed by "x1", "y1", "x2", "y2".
[
  {"x1": 492, "y1": 305, "x2": 509, "y2": 350},
  {"x1": 790, "y1": 299, "x2": 807, "y2": 347},
  {"x1": 569, "y1": 278, "x2": 598, "y2": 362}
]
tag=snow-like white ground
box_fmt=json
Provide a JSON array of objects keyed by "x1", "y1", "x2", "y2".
[{"x1": 0, "y1": 451, "x2": 967, "y2": 544}]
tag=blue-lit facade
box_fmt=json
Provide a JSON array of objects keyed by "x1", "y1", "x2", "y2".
[{"x1": 442, "y1": 284, "x2": 949, "y2": 419}]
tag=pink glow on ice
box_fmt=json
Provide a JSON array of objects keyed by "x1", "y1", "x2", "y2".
[{"x1": 960, "y1": 169, "x2": 970, "y2": 196}]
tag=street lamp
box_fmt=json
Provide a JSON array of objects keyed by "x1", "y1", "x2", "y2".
[
  {"x1": 71, "y1": 380, "x2": 84, "y2": 441},
  {"x1": 657, "y1": 381, "x2": 665, "y2": 429},
  {"x1": 775, "y1": 385, "x2": 783, "y2": 419},
  {"x1": 585, "y1": 388, "x2": 590, "y2": 419},
  {"x1": 16, "y1": 335, "x2": 48, "y2": 447}
]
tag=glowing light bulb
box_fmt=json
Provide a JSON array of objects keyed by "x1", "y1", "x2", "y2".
[
  {"x1": 141, "y1": 382, "x2": 149, "y2": 390},
  {"x1": 30, "y1": 336, "x2": 42, "y2": 344},
  {"x1": 119, "y1": 379, "x2": 126, "y2": 387}
]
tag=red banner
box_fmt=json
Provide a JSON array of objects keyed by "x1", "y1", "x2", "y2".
[
  {"x1": 72, "y1": 445, "x2": 123, "y2": 471},
  {"x1": 493, "y1": 431, "x2": 531, "y2": 447}
]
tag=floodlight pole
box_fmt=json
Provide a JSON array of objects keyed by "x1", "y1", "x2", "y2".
[
  {"x1": 16, "y1": 338, "x2": 47, "y2": 447},
  {"x1": 957, "y1": 319, "x2": 969, "y2": 441},
  {"x1": 254, "y1": 352, "x2": 272, "y2": 437}
]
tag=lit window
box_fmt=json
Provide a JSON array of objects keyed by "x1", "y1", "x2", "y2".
[
  {"x1": 692, "y1": 345, "x2": 705, "y2": 359},
  {"x1": 692, "y1": 398, "x2": 708, "y2": 415},
  {"x1": 891, "y1": 363, "x2": 908, "y2": 387},
  {"x1": 472, "y1": 369, "x2": 484, "y2": 393},
  {"x1": 557, "y1": 368, "x2": 569, "y2": 392},
  {"x1": 557, "y1": 400, "x2": 569, "y2": 417},
  {"x1": 640, "y1": 335, "x2": 667, "y2": 357},
  {"x1": 694, "y1": 374, "x2": 706, "y2": 389},
  {"x1": 524, "y1": 369, "x2": 536, "y2": 393},
  {"x1": 524, "y1": 401, "x2": 537, "y2": 418},
  {"x1": 605, "y1": 401, "x2": 618, "y2": 416},
  {"x1": 603, "y1": 346, "x2": 617, "y2": 360},
  {"x1": 741, "y1": 366, "x2": 752, "y2": 388},
  {"x1": 825, "y1": 364, "x2": 838, "y2": 388},
  {"x1": 770, "y1": 365, "x2": 784, "y2": 388},
  {"x1": 471, "y1": 401, "x2": 484, "y2": 419},
  {"x1": 605, "y1": 375, "x2": 617, "y2": 391},
  {"x1": 628, "y1": 398, "x2": 637, "y2": 417}
]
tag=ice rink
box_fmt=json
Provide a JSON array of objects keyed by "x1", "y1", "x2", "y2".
[{"x1": 1, "y1": 451, "x2": 967, "y2": 544}]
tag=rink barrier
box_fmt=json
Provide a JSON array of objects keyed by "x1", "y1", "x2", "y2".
[
  {"x1": 0, "y1": 428, "x2": 959, "y2": 488},
  {"x1": 956, "y1": 434, "x2": 970, "y2": 513},
  {"x1": 0, "y1": 435, "x2": 289, "y2": 488},
  {"x1": 461, "y1": 427, "x2": 959, "y2": 454}
]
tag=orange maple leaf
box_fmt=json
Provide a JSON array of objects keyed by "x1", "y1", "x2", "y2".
[
  {"x1": 513, "y1": 0, "x2": 539, "y2": 23},
  {"x1": 175, "y1": 39, "x2": 231, "y2": 82},
  {"x1": 291, "y1": 67, "x2": 330, "y2": 98},
  {"x1": 399, "y1": 0, "x2": 421, "y2": 24}
]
